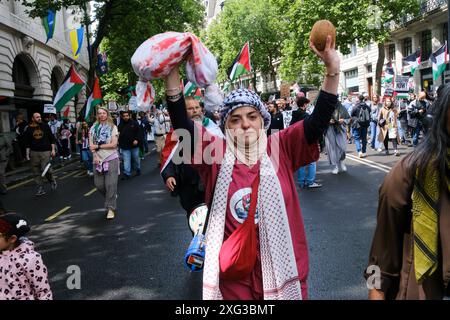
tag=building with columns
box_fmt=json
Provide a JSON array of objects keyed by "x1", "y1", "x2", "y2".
[
  {"x1": 338, "y1": 0, "x2": 449, "y2": 98},
  {"x1": 0, "y1": 1, "x2": 89, "y2": 135}
]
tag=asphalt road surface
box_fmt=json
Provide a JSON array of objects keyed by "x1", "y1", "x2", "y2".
[{"x1": 1, "y1": 141, "x2": 411, "y2": 300}]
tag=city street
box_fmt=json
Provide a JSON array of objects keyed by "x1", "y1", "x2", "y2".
[{"x1": 1, "y1": 142, "x2": 410, "y2": 300}]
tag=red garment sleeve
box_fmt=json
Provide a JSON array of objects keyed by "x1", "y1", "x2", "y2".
[{"x1": 270, "y1": 120, "x2": 320, "y2": 172}]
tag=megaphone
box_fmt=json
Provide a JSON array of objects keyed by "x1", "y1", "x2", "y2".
[{"x1": 184, "y1": 204, "x2": 208, "y2": 272}]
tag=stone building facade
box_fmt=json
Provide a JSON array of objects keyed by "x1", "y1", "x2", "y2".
[{"x1": 0, "y1": 0, "x2": 89, "y2": 135}]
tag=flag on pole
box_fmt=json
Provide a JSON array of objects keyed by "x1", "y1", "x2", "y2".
[
  {"x1": 193, "y1": 87, "x2": 202, "y2": 101},
  {"x1": 382, "y1": 61, "x2": 395, "y2": 84},
  {"x1": 227, "y1": 42, "x2": 252, "y2": 82},
  {"x1": 430, "y1": 42, "x2": 448, "y2": 81},
  {"x1": 403, "y1": 49, "x2": 421, "y2": 76},
  {"x1": 183, "y1": 80, "x2": 198, "y2": 96},
  {"x1": 53, "y1": 65, "x2": 85, "y2": 112},
  {"x1": 70, "y1": 27, "x2": 84, "y2": 60},
  {"x1": 85, "y1": 77, "x2": 102, "y2": 121},
  {"x1": 42, "y1": 10, "x2": 56, "y2": 44},
  {"x1": 61, "y1": 105, "x2": 71, "y2": 119}
]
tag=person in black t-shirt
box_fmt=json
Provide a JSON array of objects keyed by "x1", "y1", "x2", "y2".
[{"x1": 24, "y1": 113, "x2": 57, "y2": 196}]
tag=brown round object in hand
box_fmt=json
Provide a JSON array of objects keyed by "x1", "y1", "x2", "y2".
[{"x1": 310, "y1": 20, "x2": 336, "y2": 52}]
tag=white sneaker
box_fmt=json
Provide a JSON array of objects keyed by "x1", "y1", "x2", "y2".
[
  {"x1": 361, "y1": 153, "x2": 367, "y2": 158},
  {"x1": 394, "y1": 150, "x2": 400, "y2": 157},
  {"x1": 377, "y1": 148, "x2": 383, "y2": 153},
  {"x1": 87, "y1": 171, "x2": 94, "y2": 177},
  {"x1": 106, "y1": 209, "x2": 115, "y2": 220},
  {"x1": 358, "y1": 152, "x2": 363, "y2": 158},
  {"x1": 332, "y1": 166, "x2": 339, "y2": 174},
  {"x1": 340, "y1": 161, "x2": 347, "y2": 172}
]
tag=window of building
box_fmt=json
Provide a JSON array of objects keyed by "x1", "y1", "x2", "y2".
[
  {"x1": 363, "y1": 43, "x2": 372, "y2": 52},
  {"x1": 344, "y1": 43, "x2": 357, "y2": 59},
  {"x1": 403, "y1": 38, "x2": 412, "y2": 57},
  {"x1": 421, "y1": 30, "x2": 432, "y2": 61},
  {"x1": 388, "y1": 44, "x2": 395, "y2": 61},
  {"x1": 344, "y1": 69, "x2": 359, "y2": 93},
  {"x1": 366, "y1": 64, "x2": 373, "y2": 73}
]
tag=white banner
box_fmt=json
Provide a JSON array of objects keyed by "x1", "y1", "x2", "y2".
[
  {"x1": 43, "y1": 104, "x2": 56, "y2": 114},
  {"x1": 394, "y1": 76, "x2": 409, "y2": 93}
]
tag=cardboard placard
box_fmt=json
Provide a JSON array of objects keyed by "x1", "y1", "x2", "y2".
[
  {"x1": 280, "y1": 83, "x2": 291, "y2": 98},
  {"x1": 394, "y1": 76, "x2": 409, "y2": 93}
]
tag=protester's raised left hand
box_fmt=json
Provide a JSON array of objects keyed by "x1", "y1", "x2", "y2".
[{"x1": 310, "y1": 35, "x2": 340, "y2": 74}]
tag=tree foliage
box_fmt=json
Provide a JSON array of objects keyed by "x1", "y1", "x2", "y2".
[
  {"x1": 272, "y1": 0, "x2": 420, "y2": 93},
  {"x1": 19, "y1": 0, "x2": 204, "y2": 98},
  {"x1": 203, "y1": 0, "x2": 286, "y2": 90}
]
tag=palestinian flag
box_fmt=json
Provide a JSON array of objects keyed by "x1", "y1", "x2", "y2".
[
  {"x1": 61, "y1": 105, "x2": 71, "y2": 120},
  {"x1": 183, "y1": 81, "x2": 197, "y2": 96},
  {"x1": 404, "y1": 49, "x2": 421, "y2": 75},
  {"x1": 430, "y1": 42, "x2": 448, "y2": 81},
  {"x1": 160, "y1": 119, "x2": 224, "y2": 174},
  {"x1": 193, "y1": 87, "x2": 202, "y2": 101},
  {"x1": 382, "y1": 61, "x2": 395, "y2": 84},
  {"x1": 85, "y1": 77, "x2": 102, "y2": 121},
  {"x1": 227, "y1": 42, "x2": 251, "y2": 81},
  {"x1": 53, "y1": 65, "x2": 85, "y2": 112}
]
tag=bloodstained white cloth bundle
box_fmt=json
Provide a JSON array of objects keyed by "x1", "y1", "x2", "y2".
[{"x1": 131, "y1": 32, "x2": 218, "y2": 107}]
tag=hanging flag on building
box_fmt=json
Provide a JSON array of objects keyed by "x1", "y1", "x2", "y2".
[
  {"x1": 42, "y1": 10, "x2": 56, "y2": 44},
  {"x1": 227, "y1": 42, "x2": 252, "y2": 82},
  {"x1": 85, "y1": 77, "x2": 102, "y2": 121},
  {"x1": 96, "y1": 51, "x2": 108, "y2": 75},
  {"x1": 382, "y1": 61, "x2": 395, "y2": 84},
  {"x1": 403, "y1": 49, "x2": 421, "y2": 76},
  {"x1": 53, "y1": 65, "x2": 85, "y2": 112},
  {"x1": 70, "y1": 27, "x2": 84, "y2": 60},
  {"x1": 430, "y1": 42, "x2": 448, "y2": 81}
]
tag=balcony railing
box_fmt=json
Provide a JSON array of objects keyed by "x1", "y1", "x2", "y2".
[
  {"x1": 420, "y1": 0, "x2": 447, "y2": 14},
  {"x1": 397, "y1": 0, "x2": 447, "y2": 28}
]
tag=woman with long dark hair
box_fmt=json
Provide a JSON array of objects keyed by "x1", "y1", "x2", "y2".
[{"x1": 365, "y1": 83, "x2": 450, "y2": 300}]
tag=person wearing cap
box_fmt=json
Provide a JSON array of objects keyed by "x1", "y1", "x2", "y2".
[
  {"x1": 0, "y1": 214, "x2": 52, "y2": 300},
  {"x1": 89, "y1": 106, "x2": 119, "y2": 220},
  {"x1": 163, "y1": 35, "x2": 339, "y2": 300}
]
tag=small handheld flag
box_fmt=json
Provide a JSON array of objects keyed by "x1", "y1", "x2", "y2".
[{"x1": 227, "y1": 42, "x2": 252, "y2": 82}]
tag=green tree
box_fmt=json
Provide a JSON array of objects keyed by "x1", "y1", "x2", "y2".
[
  {"x1": 203, "y1": 0, "x2": 286, "y2": 91},
  {"x1": 19, "y1": 0, "x2": 204, "y2": 94},
  {"x1": 272, "y1": 0, "x2": 420, "y2": 94}
]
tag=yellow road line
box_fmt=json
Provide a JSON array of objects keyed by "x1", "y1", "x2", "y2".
[
  {"x1": 73, "y1": 171, "x2": 87, "y2": 178},
  {"x1": 84, "y1": 188, "x2": 97, "y2": 197},
  {"x1": 59, "y1": 171, "x2": 79, "y2": 180},
  {"x1": 7, "y1": 178, "x2": 34, "y2": 190},
  {"x1": 45, "y1": 206, "x2": 71, "y2": 222}
]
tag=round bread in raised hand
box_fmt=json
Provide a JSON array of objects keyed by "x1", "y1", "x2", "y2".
[{"x1": 310, "y1": 20, "x2": 336, "y2": 52}]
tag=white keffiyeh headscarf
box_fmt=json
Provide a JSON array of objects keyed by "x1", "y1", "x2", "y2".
[{"x1": 202, "y1": 146, "x2": 303, "y2": 300}]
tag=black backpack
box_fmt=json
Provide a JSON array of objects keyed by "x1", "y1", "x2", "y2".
[{"x1": 357, "y1": 104, "x2": 371, "y2": 127}]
